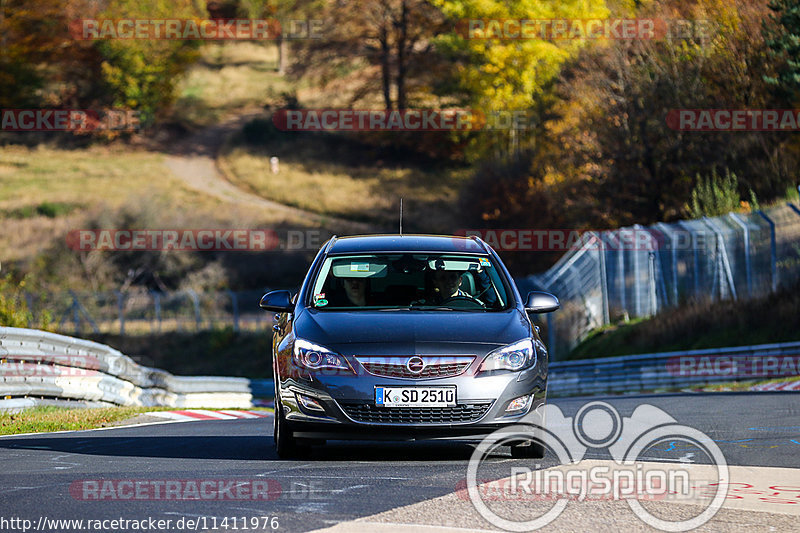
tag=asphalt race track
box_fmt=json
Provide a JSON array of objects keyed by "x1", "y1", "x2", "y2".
[{"x1": 1, "y1": 393, "x2": 798, "y2": 532}]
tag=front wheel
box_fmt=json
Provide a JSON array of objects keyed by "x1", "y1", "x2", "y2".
[{"x1": 273, "y1": 388, "x2": 309, "y2": 459}]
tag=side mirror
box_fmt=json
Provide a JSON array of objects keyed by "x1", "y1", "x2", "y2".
[
  {"x1": 525, "y1": 291, "x2": 560, "y2": 313},
  {"x1": 259, "y1": 290, "x2": 294, "y2": 312}
]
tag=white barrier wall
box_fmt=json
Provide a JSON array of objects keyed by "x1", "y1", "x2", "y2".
[{"x1": 0, "y1": 327, "x2": 253, "y2": 409}]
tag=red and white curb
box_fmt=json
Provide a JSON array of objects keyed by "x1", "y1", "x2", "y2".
[
  {"x1": 145, "y1": 409, "x2": 272, "y2": 421},
  {"x1": 752, "y1": 380, "x2": 800, "y2": 391}
]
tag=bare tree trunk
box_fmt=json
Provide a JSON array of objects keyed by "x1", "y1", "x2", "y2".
[
  {"x1": 396, "y1": 0, "x2": 408, "y2": 110},
  {"x1": 380, "y1": 22, "x2": 392, "y2": 110},
  {"x1": 277, "y1": 35, "x2": 286, "y2": 74},
  {"x1": 0, "y1": 0, "x2": 6, "y2": 49}
]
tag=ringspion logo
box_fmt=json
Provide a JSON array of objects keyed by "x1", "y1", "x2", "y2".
[{"x1": 465, "y1": 401, "x2": 728, "y2": 531}]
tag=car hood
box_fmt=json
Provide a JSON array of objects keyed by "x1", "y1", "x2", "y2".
[{"x1": 295, "y1": 308, "x2": 530, "y2": 353}]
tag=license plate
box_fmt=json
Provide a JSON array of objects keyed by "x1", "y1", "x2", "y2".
[{"x1": 375, "y1": 386, "x2": 456, "y2": 407}]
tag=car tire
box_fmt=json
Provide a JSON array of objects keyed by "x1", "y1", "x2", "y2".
[
  {"x1": 510, "y1": 440, "x2": 545, "y2": 459},
  {"x1": 273, "y1": 386, "x2": 309, "y2": 459}
]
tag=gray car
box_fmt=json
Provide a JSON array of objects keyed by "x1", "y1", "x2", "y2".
[{"x1": 259, "y1": 234, "x2": 559, "y2": 458}]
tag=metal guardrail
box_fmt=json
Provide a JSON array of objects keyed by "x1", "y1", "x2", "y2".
[
  {"x1": 548, "y1": 340, "x2": 800, "y2": 397},
  {"x1": 248, "y1": 341, "x2": 800, "y2": 401},
  {"x1": 0, "y1": 327, "x2": 254, "y2": 409},
  {"x1": 9, "y1": 324, "x2": 787, "y2": 410}
]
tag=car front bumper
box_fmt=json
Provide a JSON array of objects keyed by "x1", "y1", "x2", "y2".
[{"x1": 276, "y1": 369, "x2": 547, "y2": 441}]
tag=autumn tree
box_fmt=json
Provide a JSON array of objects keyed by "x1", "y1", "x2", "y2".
[
  {"x1": 764, "y1": 0, "x2": 800, "y2": 101},
  {"x1": 431, "y1": 0, "x2": 608, "y2": 159},
  {"x1": 556, "y1": 0, "x2": 798, "y2": 225},
  {"x1": 1, "y1": 0, "x2": 201, "y2": 125},
  {"x1": 291, "y1": 0, "x2": 449, "y2": 110},
  {"x1": 0, "y1": 0, "x2": 97, "y2": 108}
]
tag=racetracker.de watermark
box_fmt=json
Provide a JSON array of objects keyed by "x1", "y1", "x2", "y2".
[
  {"x1": 65, "y1": 229, "x2": 338, "y2": 252},
  {"x1": 70, "y1": 19, "x2": 323, "y2": 40},
  {"x1": 456, "y1": 18, "x2": 713, "y2": 40},
  {"x1": 70, "y1": 479, "x2": 281, "y2": 501},
  {"x1": 1, "y1": 109, "x2": 140, "y2": 132},
  {"x1": 272, "y1": 109, "x2": 537, "y2": 131},
  {"x1": 458, "y1": 228, "x2": 715, "y2": 252},
  {"x1": 67, "y1": 229, "x2": 280, "y2": 252},
  {"x1": 0, "y1": 355, "x2": 106, "y2": 378},
  {"x1": 0, "y1": 515, "x2": 281, "y2": 532},
  {"x1": 667, "y1": 109, "x2": 800, "y2": 131},
  {"x1": 667, "y1": 354, "x2": 800, "y2": 379}
]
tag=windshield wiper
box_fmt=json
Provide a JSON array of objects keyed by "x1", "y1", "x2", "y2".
[{"x1": 406, "y1": 305, "x2": 460, "y2": 311}]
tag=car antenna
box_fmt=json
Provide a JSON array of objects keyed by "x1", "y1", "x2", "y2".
[{"x1": 399, "y1": 198, "x2": 403, "y2": 236}]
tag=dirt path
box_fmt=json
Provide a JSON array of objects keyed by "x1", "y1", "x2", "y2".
[{"x1": 162, "y1": 111, "x2": 373, "y2": 234}]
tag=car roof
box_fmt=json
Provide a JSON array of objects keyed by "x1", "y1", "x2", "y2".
[{"x1": 326, "y1": 234, "x2": 489, "y2": 255}]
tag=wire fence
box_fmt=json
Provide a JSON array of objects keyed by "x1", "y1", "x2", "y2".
[
  {"x1": 522, "y1": 202, "x2": 800, "y2": 360},
  {"x1": 11, "y1": 202, "x2": 800, "y2": 354},
  {"x1": 24, "y1": 289, "x2": 272, "y2": 336}
]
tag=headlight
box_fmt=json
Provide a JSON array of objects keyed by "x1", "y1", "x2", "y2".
[
  {"x1": 293, "y1": 338, "x2": 351, "y2": 371},
  {"x1": 479, "y1": 339, "x2": 536, "y2": 372}
]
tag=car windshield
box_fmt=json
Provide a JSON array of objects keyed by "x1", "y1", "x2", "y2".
[{"x1": 309, "y1": 253, "x2": 510, "y2": 311}]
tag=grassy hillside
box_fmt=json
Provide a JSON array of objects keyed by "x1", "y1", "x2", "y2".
[
  {"x1": 219, "y1": 127, "x2": 471, "y2": 232},
  {"x1": 1, "y1": 41, "x2": 469, "y2": 288},
  {"x1": 568, "y1": 281, "x2": 800, "y2": 359},
  {"x1": 173, "y1": 42, "x2": 295, "y2": 128},
  {"x1": 0, "y1": 146, "x2": 218, "y2": 263}
]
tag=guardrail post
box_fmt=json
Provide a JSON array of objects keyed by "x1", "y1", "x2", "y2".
[
  {"x1": 187, "y1": 289, "x2": 201, "y2": 331},
  {"x1": 655, "y1": 223, "x2": 679, "y2": 306},
  {"x1": 677, "y1": 222, "x2": 701, "y2": 298},
  {"x1": 547, "y1": 313, "x2": 556, "y2": 361},
  {"x1": 757, "y1": 210, "x2": 778, "y2": 292},
  {"x1": 151, "y1": 291, "x2": 162, "y2": 333},
  {"x1": 227, "y1": 290, "x2": 240, "y2": 332},
  {"x1": 594, "y1": 233, "x2": 610, "y2": 324},
  {"x1": 25, "y1": 292, "x2": 34, "y2": 328},
  {"x1": 72, "y1": 294, "x2": 80, "y2": 334},
  {"x1": 617, "y1": 231, "x2": 626, "y2": 312},
  {"x1": 703, "y1": 217, "x2": 737, "y2": 301},
  {"x1": 648, "y1": 252, "x2": 657, "y2": 314},
  {"x1": 116, "y1": 291, "x2": 125, "y2": 336},
  {"x1": 728, "y1": 213, "x2": 752, "y2": 297},
  {"x1": 633, "y1": 225, "x2": 642, "y2": 316}
]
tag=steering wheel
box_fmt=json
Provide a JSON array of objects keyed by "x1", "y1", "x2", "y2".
[{"x1": 441, "y1": 295, "x2": 486, "y2": 309}]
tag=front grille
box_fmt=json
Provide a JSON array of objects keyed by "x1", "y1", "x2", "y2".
[
  {"x1": 339, "y1": 401, "x2": 492, "y2": 424},
  {"x1": 356, "y1": 356, "x2": 474, "y2": 379}
]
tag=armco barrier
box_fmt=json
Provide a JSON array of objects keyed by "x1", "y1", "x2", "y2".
[
  {"x1": 0, "y1": 327, "x2": 253, "y2": 409},
  {"x1": 547, "y1": 340, "x2": 800, "y2": 397},
  {"x1": 246, "y1": 340, "x2": 800, "y2": 401}
]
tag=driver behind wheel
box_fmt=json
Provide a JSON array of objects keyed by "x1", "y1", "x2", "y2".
[
  {"x1": 415, "y1": 259, "x2": 483, "y2": 306},
  {"x1": 432, "y1": 269, "x2": 467, "y2": 302}
]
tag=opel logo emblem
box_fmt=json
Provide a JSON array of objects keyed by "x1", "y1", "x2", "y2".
[{"x1": 406, "y1": 356, "x2": 425, "y2": 374}]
